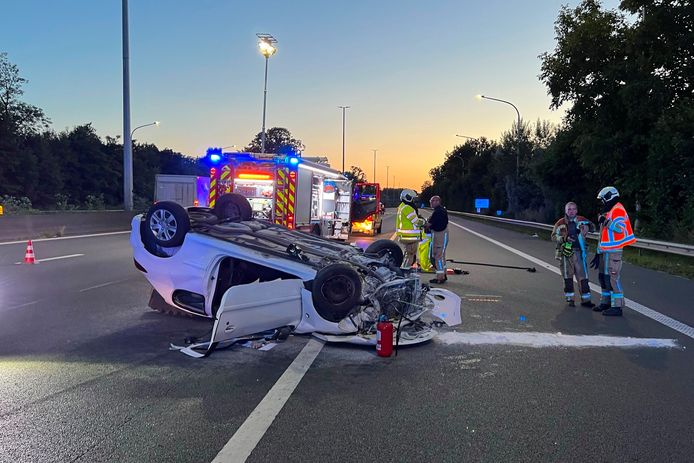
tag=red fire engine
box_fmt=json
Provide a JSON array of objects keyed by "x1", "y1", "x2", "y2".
[{"x1": 206, "y1": 150, "x2": 353, "y2": 240}]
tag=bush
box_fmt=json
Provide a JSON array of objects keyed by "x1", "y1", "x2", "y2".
[
  {"x1": 85, "y1": 194, "x2": 106, "y2": 210},
  {"x1": 54, "y1": 193, "x2": 77, "y2": 211},
  {"x1": 0, "y1": 195, "x2": 35, "y2": 214}
]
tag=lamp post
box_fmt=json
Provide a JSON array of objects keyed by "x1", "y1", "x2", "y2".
[
  {"x1": 455, "y1": 134, "x2": 477, "y2": 141},
  {"x1": 257, "y1": 33, "x2": 277, "y2": 154},
  {"x1": 338, "y1": 106, "x2": 350, "y2": 172},
  {"x1": 130, "y1": 121, "x2": 159, "y2": 139},
  {"x1": 122, "y1": 0, "x2": 132, "y2": 211},
  {"x1": 372, "y1": 149, "x2": 377, "y2": 183},
  {"x1": 386, "y1": 165, "x2": 390, "y2": 190},
  {"x1": 476, "y1": 94, "x2": 521, "y2": 178}
]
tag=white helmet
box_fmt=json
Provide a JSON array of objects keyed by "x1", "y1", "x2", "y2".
[
  {"x1": 400, "y1": 189, "x2": 417, "y2": 203},
  {"x1": 597, "y1": 186, "x2": 619, "y2": 203}
]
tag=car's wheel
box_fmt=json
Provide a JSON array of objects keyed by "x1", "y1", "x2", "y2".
[
  {"x1": 145, "y1": 201, "x2": 190, "y2": 248},
  {"x1": 215, "y1": 193, "x2": 252, "y2": 222},
  {"x1": 311, "y1": 264, "x2": 362, "y2": 323},
  {"x1": 311, "y1": 224, "x2": 321, "y2": 236},
  {"x1": 365, "y1": 240, "x2": 403, "y2": 267}
]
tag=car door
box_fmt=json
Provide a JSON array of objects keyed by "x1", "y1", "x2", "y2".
[{"x1": 210, "y1": 279, "x2": 304, "y2": 343}]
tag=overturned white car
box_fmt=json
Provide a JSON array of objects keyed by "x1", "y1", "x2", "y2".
[{"x1": 131, "y1": 194, "x2": 461, "y2": 350}]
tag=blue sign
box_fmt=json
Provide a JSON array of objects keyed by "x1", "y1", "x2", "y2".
[
  {"x1": 474, "y1": 198, "x2": 490, "y2": 209},
  {"x1": 496, "y1": 210, "x2": 503, "y2": 216}
]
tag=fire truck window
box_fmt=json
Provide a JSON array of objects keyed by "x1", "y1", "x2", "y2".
[{"x1": 358, "y1": 185, "x2": 377, "y2": 198}]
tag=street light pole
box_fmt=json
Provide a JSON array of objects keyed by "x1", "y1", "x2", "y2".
[
  {"x1": 338, "y1": 106, "x2": 350, "y2": 172},
  {"x1": 455, "y1": 134, "x2": 477, "y2": 140},
  {"x1": 386, "y1": 165, "x2": 390, "y2": 190},
  {"x1": 122, "y1": 0, "x2": 132, "y2": 211},
  {"x1": 477, "y1": 94, "x2": 521, "y2": 178},
  {"x1": 257, "y1": 33, "x2": 277, "y2": 154},
  {"x1": 130, "y1": 121, "x2": 159, "y2": 139},
  {"x1": 372, "y1": 149, "x2": 377, "y2": 183}
]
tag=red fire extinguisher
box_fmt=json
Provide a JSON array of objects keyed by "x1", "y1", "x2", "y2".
[{"x1": 376, "y1": 315, "x2": 393, "y2": 357}]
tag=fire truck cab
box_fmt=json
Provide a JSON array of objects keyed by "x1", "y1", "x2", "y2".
[
  {"x1": 350, "y1": 182, "x2": 384, "y2": 236},
  {"x1": 205, "y1": 149, "x2": 353, "y2": 240}
]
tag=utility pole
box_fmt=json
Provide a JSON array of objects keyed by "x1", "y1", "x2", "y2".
[
  {"x1": 372, "y1": 149, "x2": 377, "y2": 183},
  {"x1": 122, "y1": 0, "x2": 133, "y2": 211},
  {"x1": 386, "y1": 165, "x2": 390, "y2": 189},
  {"x1": 338, "y1": 106, "x2": 350, "y2": 172}
]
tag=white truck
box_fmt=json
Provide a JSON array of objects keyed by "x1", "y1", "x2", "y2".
[{"x1": 154, "y1": 174, "x2": 210, "y2": 207}]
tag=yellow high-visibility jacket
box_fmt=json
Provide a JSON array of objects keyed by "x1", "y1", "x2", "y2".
[{"x1": 396, "y1": 202, "x2": 422, "y2": 242}]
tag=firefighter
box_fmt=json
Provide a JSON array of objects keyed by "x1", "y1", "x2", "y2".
[
  {"x1": 396, "y1": 189, "x2": 424, "y2": 269},
  {"x1": 590, "y1": 186, "x2": 636, "y2": 316},
  {"x1": 426, "y1": 195, "x2": 449, "y2": 284},
  {"x1": 551, "y1": 202, "x2": 595, "y2": 308}
]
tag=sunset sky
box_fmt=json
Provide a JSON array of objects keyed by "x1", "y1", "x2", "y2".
[{"x1": 2, "y1": 0, "x2": 619, "y2": 190}]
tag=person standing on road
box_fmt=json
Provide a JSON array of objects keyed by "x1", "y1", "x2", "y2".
[
  {"x1": 396, "y1": 189, "x2": 424, "y2": 269},
  {"x1": 426, "y1": 195, "x2": 449, "y2": 284},
  {"x1": 590, "y1": 186, "x2": 637, "y2": 317},
  {"x1": 551, "y1": 202, "x2": 595, "y2": 308}
]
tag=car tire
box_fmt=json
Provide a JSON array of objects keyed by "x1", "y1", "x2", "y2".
[
  {"x1": 215, "y1": 193, "x2": 252, "y2": 222},
  {"x1": 311, "y1": 264, "x2": 363, "y2": 323},
  {"x1": 365, "y1": 239, "x2": 404, "y2": 267},
  {"x1": 145, "y1": 201, "x2": 190, "y2": 248}
]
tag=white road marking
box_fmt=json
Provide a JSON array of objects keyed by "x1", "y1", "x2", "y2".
[
  {"x1": 211, "y1": 339, "x2": 324, "y2": 463},
  {"x1": 14, "y1": 253, "x2": 84, "y2": 265},
  {"x1": 437, "y1": 331, "x2": 679, "y2": 349},
  {"x1": 79, "y1": 278, "x2": 132, "y2": 293},
  {"x1": 0, "y1": 230, "x2": 129, "y2": 246},
  {"x1": 7, "y1": 300, "x2": 40, "y2": 310},
  {"x1": 465, "y1": 294, "x2": 503, "y2": 298},
  {"x1": 449, "y1": 220, "x2": 694, "y2": 340}
]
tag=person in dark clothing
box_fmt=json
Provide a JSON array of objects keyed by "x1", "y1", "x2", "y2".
[{"x1": 426, "y1": 195, "x2": 449, "y2": 284}]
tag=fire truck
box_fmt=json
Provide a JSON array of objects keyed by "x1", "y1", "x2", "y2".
[
  {"x1": 350, "y1": 182, "x2": 384, "y2": 236},
  {"x1": 205, "y1": 148, "x2": 353, "y2": 240}
]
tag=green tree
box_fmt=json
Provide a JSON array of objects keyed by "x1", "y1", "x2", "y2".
[
  {"x1": 343, "y1": 165, "x2": 366, "y2": 183},
  {"x1": 245, "y1": 127, "x2": 305, "y2": 155},
  {"x1": 539, "y1": 0, "x2": 694, "y2": 240}
]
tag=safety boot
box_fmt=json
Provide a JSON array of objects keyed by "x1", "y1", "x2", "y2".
[
  {"x1": 566, "y1": 300, "x2": 575, "y2": 307},
  {"x1": 580, "y1": 301, "x2": 596, "y2": 309},
  {"x1": 602, "y1": 307, "x2": 623, "y2": 317},
  {"x1": 593, "y1": 303, "x2": 609, "y2": 312}
]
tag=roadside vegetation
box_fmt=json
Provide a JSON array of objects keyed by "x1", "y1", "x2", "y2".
[{"x1": 421, "y1": 1, "x2": 693, "y2": 246}]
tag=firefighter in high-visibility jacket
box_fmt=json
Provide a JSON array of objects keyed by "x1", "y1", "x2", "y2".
[
  {"x1": 551, "y1": 201, "x2": 595, "y2": 308},
  {"x1": 396, "y1": 189, "x2": 425, "y2": 269},
  {"x1": 589, "y1": 186, "x2": 637, "y2": 317}
]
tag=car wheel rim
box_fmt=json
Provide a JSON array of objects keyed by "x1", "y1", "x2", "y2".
[
  {"x1": 321, "y1": 275, "x2": 355, "y2": 305},
  {"x1": 150, "y1": 209, "x2": 177, "y2": 241}
]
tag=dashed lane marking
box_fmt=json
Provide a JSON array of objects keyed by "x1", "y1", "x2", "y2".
[
  {"x1": 449, "y1": 220, "x2": 694, "y2": 340},
  {"x1": 211, "y1": 339, "x2": 325, "y2": 463},
  {"x1": 79, "y1": 278, "x2": 133, "y2": 293},
  {"x1": 1, "y1": 230, "x2": 129, "y2": 246},
  {"x1": 14, "y1": 253, "x2": 84, "y2": 265}
]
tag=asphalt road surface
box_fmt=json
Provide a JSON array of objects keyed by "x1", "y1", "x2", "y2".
[{"x1": 1, "y1": 211, "x2": 692, "y2": 462}]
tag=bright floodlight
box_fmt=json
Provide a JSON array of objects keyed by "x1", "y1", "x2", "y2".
[
  {"x1": 475, "y1": 94, "x2": 483, "y2": 100},
  {"x1": 154, "y1": 121, "x2": 160, "y2": 126},
  {"x1": 257, "y1": 33, "x2": 277, "y2": 58}
]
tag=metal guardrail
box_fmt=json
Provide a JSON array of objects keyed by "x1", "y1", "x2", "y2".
[{"x1": 448, "y1": 211, "x2": 694, "y2": 257}]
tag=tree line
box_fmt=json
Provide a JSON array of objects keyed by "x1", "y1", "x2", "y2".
[{"x1": 421, "y1": 0, "x2": 693, "y2": 243}]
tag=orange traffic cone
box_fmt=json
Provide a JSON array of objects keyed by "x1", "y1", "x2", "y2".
[{"x1": 24, "y1": 240, "x2": 37, "y2": 264}]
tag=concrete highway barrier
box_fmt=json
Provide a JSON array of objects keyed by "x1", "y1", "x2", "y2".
[{"x1": 0, "y1": 210, "x2": 138, "y2": 242}]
